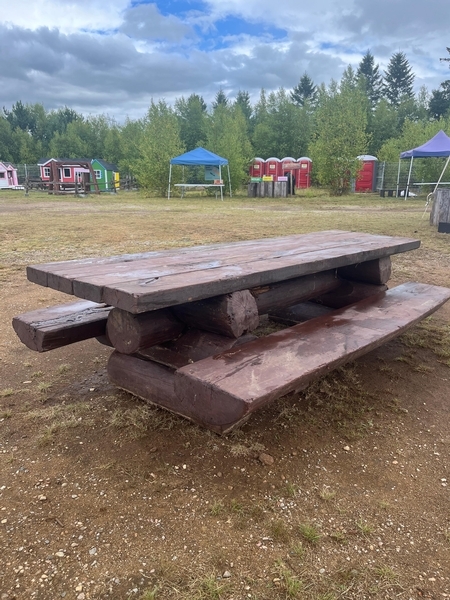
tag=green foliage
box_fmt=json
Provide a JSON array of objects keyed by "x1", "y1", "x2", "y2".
[
  {"x1": 134, "y1": 100, "x2": 185, "y2": 195},
  {"x1": 357, "y1": 50, "x2": 383, "y2": 107},
  {"x1": 206, "y1": 103, "x2": 253, "y2": 193},
  {"x1": 290, "y1": 73, "x2": 317, "y2": 107},
  {"x1": 429, "y1": 80, "x2": 450, "y2": 120},
  {"x1": 383, "y1": 51, "x2": 415, "y2": 106},
  {"x1": 252, "y1": 88, "x2": 312, "y2": 158},
  {"x1": 309, "y1": 77, "x2": 370, "y2": 194},
  {"x1": 175, "y1": 94, "x2": 207, "y2": 151}
]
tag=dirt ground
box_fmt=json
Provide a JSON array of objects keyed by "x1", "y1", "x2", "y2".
[{"x1": 1, "y1": 193, "x2": 449, "y2": 600}]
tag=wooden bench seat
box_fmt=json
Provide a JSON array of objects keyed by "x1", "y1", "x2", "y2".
[
  {"x1": 170, "y1": 282, "x2": 450, "y2": 433},
  {"x1": 12, "y1": 300, "x2": 111, "y2": 352}
]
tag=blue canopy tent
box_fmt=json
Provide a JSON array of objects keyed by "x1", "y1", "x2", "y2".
[
  {"x1": 168, "y1": 147, "x2": 232, "y2": 200},
  {"x1": 398, "y1": 130, "x2": 450, "y2": 197}
]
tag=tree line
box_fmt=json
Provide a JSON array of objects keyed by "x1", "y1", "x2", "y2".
[{"x1": 2, "y1": 50, "x2": 450, "y2": 195}]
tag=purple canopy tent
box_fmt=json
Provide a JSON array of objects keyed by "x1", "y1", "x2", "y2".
[{"x1": 398, "y1": 130, "x2": 450, "y2": 197}]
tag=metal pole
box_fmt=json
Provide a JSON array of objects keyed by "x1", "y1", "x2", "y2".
[
  {"x1": 433, "y1": 155, "x2": 450, "y2": 193},
  {"x1": 405, "y1": 157, "x2": 414, "y2": 198},
  {"x1": 168, "y1": 164, "x2": 172, "y2": 199},
  {"x1": 396, "y1": 158, "x2": 402, "y2": 197}
]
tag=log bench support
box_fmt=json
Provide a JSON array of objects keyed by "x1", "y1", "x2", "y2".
[{"x1": 107, "y1": 282, "x2": 450, "y2": 434}]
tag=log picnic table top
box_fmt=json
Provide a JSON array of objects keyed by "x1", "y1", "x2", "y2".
[{"x1": 27, "y1": 230, "x2": 420, "y2": 313}]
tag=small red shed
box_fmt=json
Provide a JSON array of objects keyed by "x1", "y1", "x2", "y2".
[
  {"x1": 249, "y1": 158, "x2": 265, "y2": 179},
  {"x1": 296, "y1": 157, "x2": 312, "y2": 188},
  {"x1": 264, "y1": 157, "x2": 282, "y2": 180},
  {"x1": 355, "y1": 155, "x2": 378, "y2": 192}
]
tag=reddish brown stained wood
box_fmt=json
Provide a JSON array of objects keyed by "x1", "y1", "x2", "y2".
[
  {"x1": 108, "y1": 351, "x2": 177, "y2": 411},
  {"x1": 26, "y1": 232, "x2": 419, "y2": 311},
  {"x1": 100, "y1": 236, "x2": 420, "y2": 313},
  {"x1": 251, "y1": 270, "x2": 339, "y2": 313},
  {"x1": 173, "y1": 290, "x2": 259, "y2": 338},
  {"x1": 269, "y1": 302, "x2": 334, "y2": 325},
  {"x1": 106, "y1": 307, "x2": 184, "y2": 355},
  {"x1": 313, "y1": 279, "x2": 388, "y2": 309},
  {"x1": 140, "y1": 329, "x2": 258, "y2": 369},
  {"x1": 337, "y1": 256, "x2": 391, "y2": 285},
  {"x1": 12, "y1": 300, "x2": 110, "y2": 352},
  {"x1": 174, "y1": 282, "x2": 450, "y2": 433}
]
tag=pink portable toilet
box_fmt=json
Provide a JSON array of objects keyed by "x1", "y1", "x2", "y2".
[
  {"x1": 355, "y1": 155, "x2": 377, "y2": 192},
  {"x1": 264, "y1": 157, "x2": 282, "y2": 180},
  {"x1": 296, "y1": 157, "x2": 312, "y2": 189},
  {"x1": 249, "y1": 157, "x2": 265, "y2": 178}
]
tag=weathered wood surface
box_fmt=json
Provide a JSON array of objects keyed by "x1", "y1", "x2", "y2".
[
  {"x1": 106, "y1": 307, "x2": 184, "y2": 354},
  {"x1": 269, "y1": 301, "x2": 334, "y2": 325},
  {"x1": 251, "y1": 270, "x2": 339, "y2": 314},
  {"x1": 108, "y1": 351, "x2": 177, "y2": 409},
  {"x1": 337, "y1": 256, "x2": 391, "y2": 285},
  {"x1": 12, "y1": 300, "x2": 111, "y2": 352},
  {"x1": 139, "y1": 329, "x2": 258, "y2": 370},
  {"x1": 430, "y1": 188, "x2": 450, "y2": 228},
  {"x1": 173, "y1": 282, "x2": 450, "y2": 433},
  {"x1": 313, "y1": 280, "x2": 387, "y2": 309},
  {"x1": 26, "y1": 231, "x2": 420, "y2": 313},
  {"x1": 173, "y1": 290, "x2": 259, "y2": 338}
]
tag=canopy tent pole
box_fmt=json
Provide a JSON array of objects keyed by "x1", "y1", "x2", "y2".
[
  {"x1": 219, "y1": 165, "x2": 223, "y2": 201},
  {"x1": 396, "y1": 158, "x2": 402, "y2": 197},
  {"x1": 405, "y1": 157, "x2": 414, "y2": 199},
  {"x1": 227, "y1": 165, "x2": 232, "y2": 198},
  {"x1": 168, "y1": 164, "x2": 172, "y2": 199},
  {"x1": 433, "y1": 155, "x2": 450, "y2": 193}
]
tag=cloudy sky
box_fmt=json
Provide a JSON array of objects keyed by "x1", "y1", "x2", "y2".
[{"x1": 1, "y1": 0, "x2": 449, "y2": 121}]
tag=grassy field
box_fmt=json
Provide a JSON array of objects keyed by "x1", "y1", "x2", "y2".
[{"x1": 1, "y1": 189, "x2": 450, "y2": 600}]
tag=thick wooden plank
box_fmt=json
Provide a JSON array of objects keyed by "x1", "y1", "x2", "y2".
[
  {"x1": 26, "y1": 232, "x2": 419, "y2": 309},
  {"x1": 106, "y1": 307, "x2": 184, "y2": 354},
  {"x1": 12, "y1": 300, "x2": 111, "y2": 352},
  {"x1": 27, "y1": 231, "x2": 351, "y2": 289},
  {"x1": 173, "y1": 290, "x2": 259, "y2": 338},
  {"x1": 100, "y1": 236, "x2": 420, "y2": 313},
  {"x1": 174, "y1": 282, "x2": 450, "y2": 433}
]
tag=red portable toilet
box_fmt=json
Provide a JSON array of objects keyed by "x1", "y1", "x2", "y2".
[
  {"x1": 355, "y1": 155, "x2": 377, "y2": 192},
  {"x1": 264, "y1": 157, "x2": 282, "y2": 180},
  {"x1": 249, "y1": 157, "x2": 265, "y2": 179},
  {"x1": 296, "y1": 157, "x2": 312, "y2": 188}
]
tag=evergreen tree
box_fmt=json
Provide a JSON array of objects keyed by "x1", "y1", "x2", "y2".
[
  {"x1": 357, "y1": 50, "x2": 382, "y2": 107},
  {"x1": 382, "y1": 52, "x2": 415, "y2": 106},
  {"x1": 428, "y1": 80, "x2": 450, "y2": 120},
  {"x1": 290, "y1": 73, "x2": 317, "y2": 107},
  {"x1": 175, "y1": 94, "x2": 207, "y2": 150},
  {"x1": 234, "y1": 90, "x2": 253, "y2": 126},
  {"x1": 212, "y1": 89, "x2": 228, "y2": 110},
  {"x1": 206, "y1": 104, "x2": 253, "y2": 193}
]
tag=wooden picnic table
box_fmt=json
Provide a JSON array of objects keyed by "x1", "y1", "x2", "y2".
[{"x1": 13, "y1": 230, "x2": 450, "y2": 433}]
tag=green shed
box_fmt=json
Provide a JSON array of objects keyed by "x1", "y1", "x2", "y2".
[{"x1": 91, "y1": 159, "x2": 119, "y2": 192}]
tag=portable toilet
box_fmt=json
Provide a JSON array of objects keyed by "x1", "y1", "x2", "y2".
[
  {"x1": 296, "y1": 157, "x2": 312, "y2": 189},
  {"x1": 355, "y1": 155, "x2": 378, "y2": 192},
  {"x1": 264, "y1": 157, "x2": 282, "y2": 180},
  {"x1": 249, "y1": 157, "x2": 265, "y2": 179}
]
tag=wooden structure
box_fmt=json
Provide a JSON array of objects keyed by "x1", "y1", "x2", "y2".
[
  {"x1": 91, "y1": 159, "x2": 119, "y2": 192},
  {"x1": 0, "y1": 161, "x2": 21, "y2": 189},
  {"x1": 38, "y1": 158, "x2": 100, "y2": 195},
  {"x1": 430, "y1": 188, "x2": 450, "y2": 233},
  {"x1": 13, "y1": 231, "x2": 450, "y2": 433}
]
